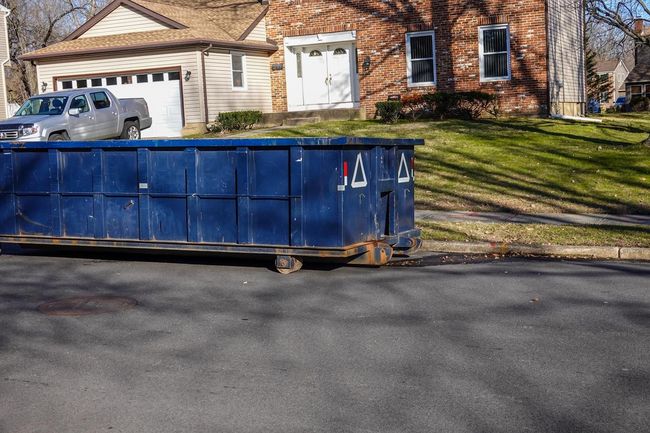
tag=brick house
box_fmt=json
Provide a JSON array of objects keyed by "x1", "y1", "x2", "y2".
[
  {"x1": 22, "y1": 0, "x2": 586, "y2": 138},
  {"x1": 267, "y1": 0, "x2": 586, "y2": 117}
]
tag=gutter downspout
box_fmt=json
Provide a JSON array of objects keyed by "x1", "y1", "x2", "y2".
[{"x1": 201, "y1": 44, "x2": 213, "y2": 124}]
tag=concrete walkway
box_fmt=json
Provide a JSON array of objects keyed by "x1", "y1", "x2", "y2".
[{"x1": 416, "y1": 210, "x2": 650, "y2": 227}]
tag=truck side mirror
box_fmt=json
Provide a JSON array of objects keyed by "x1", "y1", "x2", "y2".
[{"x1": 69, "y1": 108, "x2": 81, "y2": 116}]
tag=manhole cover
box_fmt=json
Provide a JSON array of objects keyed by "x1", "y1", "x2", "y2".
[{"x1": 38, "y1": 296, "x2": 138, "y2": 317}]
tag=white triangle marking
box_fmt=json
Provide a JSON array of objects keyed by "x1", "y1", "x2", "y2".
[
  {"x1": 351, "y1": 153, "x2": 368, "y2": 188},
  {"x1": 398, "y1": 153, "x2": 411, "y2": 184}
]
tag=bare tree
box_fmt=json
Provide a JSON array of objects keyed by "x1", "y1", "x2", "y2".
[
  {"x1": 586, "y1": 0, "x2": 650, "y2": 46},
  {"x1": 1, "y1": 0, "x2": 109, "y2": 103}
]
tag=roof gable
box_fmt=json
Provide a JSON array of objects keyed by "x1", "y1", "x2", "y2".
[
  {"x1": 79, "y1": 5, "x2": 175, "y2": 38},
  {"x1": 65, "y1": 0, "x2": 187, "y2": 41}
]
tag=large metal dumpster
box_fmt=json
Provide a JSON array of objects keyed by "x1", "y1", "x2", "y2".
[{"x1": 0, "y1": 137, "x2": 423, "y2": 273}]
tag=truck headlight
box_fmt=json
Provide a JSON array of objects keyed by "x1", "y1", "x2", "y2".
[{"x1": 19, "y1": 125, "x2": 39, "y2": 136}]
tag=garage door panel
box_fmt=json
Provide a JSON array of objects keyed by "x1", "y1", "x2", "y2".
[{"x1": 59, "y1": 71, "x2": 183, "y2": 138}]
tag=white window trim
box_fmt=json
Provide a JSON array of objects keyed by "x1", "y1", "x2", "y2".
[
  {"x1": 479, "y1": 24, "x2": 511, "y2": 83},
  {"x1": 406, "y1": 30, "x2": 437, "y2": 88},
  {"x1": 230, "y1": 51, "x2": 248, "y2": 91}
]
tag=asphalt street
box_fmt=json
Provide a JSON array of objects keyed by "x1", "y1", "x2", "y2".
[{"x1": 0, "y1": 248, "x2": 648, "y2": 433}]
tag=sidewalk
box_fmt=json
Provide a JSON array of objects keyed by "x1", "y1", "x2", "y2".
[{"x1": 415, "y1": 210, "x2": 650, "y2": 227}]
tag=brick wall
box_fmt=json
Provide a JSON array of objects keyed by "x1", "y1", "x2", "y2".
[{"x1": 266, "y1": 0, "x2": 549, "y2": 116}]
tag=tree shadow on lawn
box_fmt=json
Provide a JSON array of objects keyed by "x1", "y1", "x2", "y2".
[
  {"x1": 467, "y1": 119, "x2": 649, "y2": 148},
  {"x1": 416, "y1": 149, "x2": 650, "y2": 214}
]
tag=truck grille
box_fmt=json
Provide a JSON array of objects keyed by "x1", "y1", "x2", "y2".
[{"x1": 0, "y1": 130, "x2": 19, "y2": 140}]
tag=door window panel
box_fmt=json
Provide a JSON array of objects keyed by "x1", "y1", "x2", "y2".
[
  {"x1": 296, "y1": 51, "x2": 302, "y2": 78},
  {"x1": 70, "y1": 95, "x2": 90, "y2": 113},
  {"x1": 90, "y1": 92, "x2": 111, "y2": 110}
]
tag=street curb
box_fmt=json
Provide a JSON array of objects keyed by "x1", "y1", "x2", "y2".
[{"x1": 421, "y1": 241, "x2": 650, "y2": 261}]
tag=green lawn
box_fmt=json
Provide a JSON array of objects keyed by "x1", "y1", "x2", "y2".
[{"x1": 251, "y1": 114, "x2": 650, "y2": 214}]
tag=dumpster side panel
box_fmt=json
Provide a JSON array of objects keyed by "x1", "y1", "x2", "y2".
[
  {"x1": 302, "y1": 148, "x2": 340, "y2": 247},
  {"x1": 0, "y1": 194, "x2": 13, "y2": 235},
  {"x1": 249, "y1": 148, "x2": 291, "y2": 246},
  {"x1": 103, "y1": 150, "x2": 139, "y2": 194},
  {"x1": 396, "y1": 147, "x2": 416, "y2": 234},
  {"x1": 104, "y1": 196, "x2": 140, "y2": 239},
  {"x1": 342, "y1": 148, "x2": 373, "y2": 246},
  {"x1": 14, "y1": 151, "x2": 49, "y2": 193},
  {"x1": 16, "y1": 195, "x2": 52, "y2": 236},
  {"x1": 14, "y1": 151, "x2": 52, "y2": 236},
  {"x1": 60, "y1": 150, "x2": 95, "y2": 238},
  {"x1": 103, "y1": 150, "x2": 140, "y2": 240},
  {"x1": 0, "y1": 151, "x2": 14, "y2": 235},
  {"x1": 377, "y1": 146, "x2": 397, "y2": 238},
  {"x1": 196, "y1": 149, "x2": 238, "y2": 244},
  {"x1": 148, "y1": 150, "x2": 190, "y2": 242}
]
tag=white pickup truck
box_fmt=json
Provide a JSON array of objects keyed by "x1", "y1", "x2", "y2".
[{"x1": 0, "y1": 88, "x2": 152, "y2": 142}]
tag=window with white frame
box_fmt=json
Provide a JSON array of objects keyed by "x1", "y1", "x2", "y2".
[
  {"x1": 479, "y1": 25, "x2": 511, "y2": 82},
  {"x1": 406, "y1": 31, "x2": 436, "y2": 87},
  {"x1": 231, "y1": 52, "x2": 246, "y2": 90}
]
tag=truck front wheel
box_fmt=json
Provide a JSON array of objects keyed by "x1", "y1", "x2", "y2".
[
  {"x1": 121, "y1": 121, "x2": 141, "y2": 140},
  {"x1": 48, "y1": 133, "x2": 68, "y2": 141}
]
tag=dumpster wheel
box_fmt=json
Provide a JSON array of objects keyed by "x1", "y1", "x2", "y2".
[{"x1": 276, "y1": 255, "x2": 303, "y2": 275}]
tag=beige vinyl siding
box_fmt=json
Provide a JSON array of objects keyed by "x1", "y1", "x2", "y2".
[
  {"x1": 204, "y1": 50, "x2": 272, "y2": 119},
  {"x1": 0, "y1": 11, "x2": 9, "y2": 120},
  {"x1": 80, "y1": 6, "x2": 171, "y2": 38},
  {"x1": 547, "y1": 0, "x2": 586, "y2": 115},
  {"x1": 36, "y1": 49, "x2": 203, "y2": 124},
  {"x1": 245, "y1": 19, "x2": 266, "y2": 42}
]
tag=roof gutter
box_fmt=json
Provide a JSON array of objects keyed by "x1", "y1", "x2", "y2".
[
  {"x1": 201, "y1": 44, "x2": 213, "y2": 124},
  {"x1": 19, "y1": 38, "x2": 278, "y2": 61}
]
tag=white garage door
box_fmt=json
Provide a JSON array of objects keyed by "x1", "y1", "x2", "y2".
[{"x1": 58, "y1": 71, "x2": 184, "y2": 138}]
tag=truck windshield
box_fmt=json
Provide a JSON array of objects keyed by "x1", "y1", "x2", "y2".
[{"x1": 15, "y1": 96, "x2": 69, "y2": 116}]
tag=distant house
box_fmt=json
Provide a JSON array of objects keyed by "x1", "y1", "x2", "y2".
[
  {"x1": 0, "y1": 5, "x2": 10, "y2": 120},
  {"x1": 625, "y1": 21, "x2": 650, "y2": 101},
  {"x1": 20, "y1": 0, "x2": 587, "y2": 138},
  {"x1": 596, "y1": 59, "x2": 629, "y2": 107}
]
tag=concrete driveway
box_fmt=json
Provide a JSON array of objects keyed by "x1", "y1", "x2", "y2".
[{"x1": 0, "y1": 249, "x2": 648, "y2": 433}]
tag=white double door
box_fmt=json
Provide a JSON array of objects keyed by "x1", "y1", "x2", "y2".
[{"x1": 299, "y1": 43, "x2": 355, "y2": 108}]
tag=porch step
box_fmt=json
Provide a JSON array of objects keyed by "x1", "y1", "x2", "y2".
[
  {"x1": 261, "y1": 108, "x2": 364, "y2": 127},
  {"x1": 283, "y1": 117, "x2": 322, "y2": 126}
]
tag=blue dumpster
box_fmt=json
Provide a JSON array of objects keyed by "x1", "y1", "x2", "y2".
[{"x1": 0, "y1": 137, "x2": 423, "y2": 273}]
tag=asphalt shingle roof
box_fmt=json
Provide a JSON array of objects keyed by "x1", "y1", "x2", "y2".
[{"x1": 21, "y1": 0, "x2": 274, "y2": 60}]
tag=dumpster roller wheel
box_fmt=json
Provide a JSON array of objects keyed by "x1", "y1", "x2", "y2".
[{"x1": 276, "y1": 255, "x2": 303, "y2": 275}]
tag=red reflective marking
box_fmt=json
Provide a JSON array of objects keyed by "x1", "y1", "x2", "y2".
[{"x1": 343, "y1": 162, "x2": 349, "y2": 177}]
